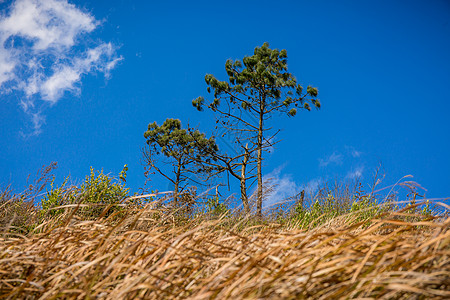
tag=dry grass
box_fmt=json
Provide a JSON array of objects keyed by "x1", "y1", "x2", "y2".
[{"x1": 0, "y1": 204, "x2": 448, "y2": 299}]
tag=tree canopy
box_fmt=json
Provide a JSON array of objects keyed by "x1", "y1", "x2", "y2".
[{"x1": 143, "y1": 118, "x2": 218, "y2": 199}]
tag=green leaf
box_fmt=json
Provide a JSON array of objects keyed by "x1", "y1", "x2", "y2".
[{"x1": 307, "y1": 86, "x2": 318, "y2": 97}]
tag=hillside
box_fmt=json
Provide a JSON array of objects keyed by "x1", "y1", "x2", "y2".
[{"x1": 0, "y1": 205, "x2": 448, "y2": 299}]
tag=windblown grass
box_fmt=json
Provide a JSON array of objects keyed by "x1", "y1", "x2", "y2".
[{"x1": 0, "y1": 202, "x2": 448, "y2": 299}]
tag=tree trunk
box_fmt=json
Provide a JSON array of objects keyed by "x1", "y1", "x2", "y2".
[
  {"x1": 174, "y1": 161, "x2": 181, "y2": 204},
  {"x1": 240, "y1": 144, "x2": 250, "y2": 214},
  {"x1": 256, "y1": 102, "x2": 264, "y2": 219}
]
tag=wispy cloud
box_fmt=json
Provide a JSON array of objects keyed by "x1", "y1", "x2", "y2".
[
  {"x1": 0, "y1": 0, "x2": 123, "y2": 135},
  {"x1": 346, "y1": 166, "x2": 364, "y2": 179},
  {"x1": 262, "y1": 165, "x2": 302, "y2": 208},
  {"x1": 351, "y1": 149, "x2": 362, "y2": 158},
  {"x1": 345, "y1": 146, "x2": 362, "y2": 158},
  {"x1": 262, "y1": 166, "x2": 323, "y2": 208},
  {"x1": 319, "y1": 152, "x2": 343, "y2": 167},
  {"x1": 303, "y1": 177, "x2": 322, "y2": 195}
]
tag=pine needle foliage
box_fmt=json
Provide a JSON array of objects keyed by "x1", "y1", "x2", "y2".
[{"x1": 143, "y1": 118, "x2": 218, "y2": 200}]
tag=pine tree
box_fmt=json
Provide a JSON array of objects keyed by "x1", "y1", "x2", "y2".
[
  {"x1": 193, "y1": 42, "x2": 320, "y2": 217},
  {"x1": 143, "y1": 118, "x2": 218, "y2": 201}
]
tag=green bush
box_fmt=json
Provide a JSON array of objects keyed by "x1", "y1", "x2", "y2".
[
  {"x1": 291, "y1": 192, "x2": 382, "y2": 229},
  {"x1": 205, "y1": 195, "x2": 229, "y2": 217},
  {"x1": 349, "y1": 195, "x2": 380, "y2": 222},
  {"x1": 78, "y1": 167, "x2": 130, "y2": 218},
  {"x1": 41, "y1": 167, "x2": 131, "y2": 220},
  {"x1": 41, "y1": 176, "x2": 73, "y2": 217},
  {"x1": 293, "y1": 195, "x2": 340, "y2": 229}
]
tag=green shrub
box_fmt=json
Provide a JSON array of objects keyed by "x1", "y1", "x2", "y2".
[
  {"x1": 206, "y1": 195, "x2": 229, "y2": 217},
  {"x1": 349, "y1": 195, "x2": 380, "y2": 222},
  {"x1": 293, "y1": 198, "x2": 335, "y2": 229},
  {"x1": 77, "y1": 167, "x2": 130, "y2": 218},
  {"x1": 41, "y1": 167, "x2": 131, "y2": 220},
  {"x1": 41, "y1": 176, "x2": 73, "y2": 217},
  {"x1": 421, "y1": 199, "x2": 432, "y2": 216},
  {"x1": 291, "y1": 191, "x2": 382, "y2": 229}
]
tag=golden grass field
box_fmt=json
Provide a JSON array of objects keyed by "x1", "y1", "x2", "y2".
[{"x1": 0, "y1": 202, "x2": 448, "y2": 299}]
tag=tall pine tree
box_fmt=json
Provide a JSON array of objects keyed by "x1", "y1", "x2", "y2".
[{"x1": 193, "y1": 42, "x2": 320, "y2": 217}]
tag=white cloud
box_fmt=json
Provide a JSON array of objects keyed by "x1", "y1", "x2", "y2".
[
  {"x1": 30, "y1": 111, "x2": 45, "y2": 135},
  {"x1": 346, "y1": 166, "x2": 364, "y2": 179},
  {"x1": 262, "y1": 165, "x2": 302, "y2": 208},
  {"x1": 19, "y1": 111, "x2": 45, "y2": 138},
  {"x1": 39, "y1": 43, "x2": 122, "y2": 103},
  {"x1": 0, "y1": 46, "x2": 15, "y2": 87},
  {"x1": 104, "y1": 55, "x2": 123, "y2": 78},
  {"x1": 319, "y1": 152, "x2": 343, "y2": 167},
  {"x1": 262, "y1": 166, "x2": 324, "y2": 209},
  {"x1": 344, "y1": 145, "x2": 363, "y2": 158},
  {"x1": 0, "y1": 0, "x2": 96, "y2": 50},
  {"x1": 40, "y1": 64, "x2": 81, "y2": 102},
  {"x1": 351, "y1": 149, "x2": 361, "y2": 158},
  {"x1": 0, "y1": 0, "x2": 122, "y2": 134},
  {"x1": 303, "y1": 177, "x2": 322, "y2": 195}
]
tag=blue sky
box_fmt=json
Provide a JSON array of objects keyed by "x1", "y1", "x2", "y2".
[{"x1": 0, "y1": 0, "x2": 449, "y2": 206}]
